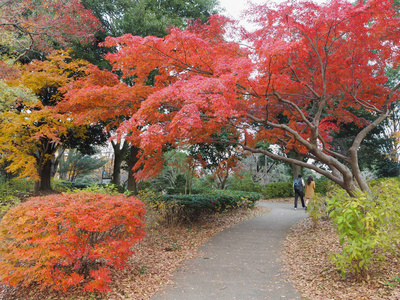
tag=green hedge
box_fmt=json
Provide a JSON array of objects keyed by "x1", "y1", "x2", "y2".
[
  {"x1": 369, "y1": 176, "x2": 400, "y2": 187},
  {"x1": 229, "y1": 175, "x2": 263, "y2": 194},
  {"x1": 161, "y1": 190, "x2": 260, "y2": 214},
  {"x1": 264, "y1": 182, "x2": 293, "y2": 198},
  {"x1": 314, "y1": 179, "x2": 330, "y2": 195},
  {"x1": 263, "y1": 180, "x2": 330, "y2": 199}
]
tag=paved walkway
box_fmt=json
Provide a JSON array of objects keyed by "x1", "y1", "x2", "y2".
[{"x1": 151, "y1": 202, "x2": 307, "y2": 300}]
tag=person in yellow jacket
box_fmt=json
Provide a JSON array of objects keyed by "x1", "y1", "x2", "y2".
[{"x1": 304, "y1": 175, "x2": 315, "y2": 210}]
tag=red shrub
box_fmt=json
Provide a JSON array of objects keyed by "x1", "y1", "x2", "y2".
[{"x1": 0, "y1": 192, "x2": 145, "y2": 292}]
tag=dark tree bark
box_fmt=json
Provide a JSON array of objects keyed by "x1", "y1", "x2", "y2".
[
  {"x1": 51, "y1": 148, "x2": 65, "y2": 179},
  {"x1": 34, "y1": 159, "x2": 53, "y2": 195},
  {"x1": 127, "y1": 145, "x2": 139, "y2": 194},
  {"x1": 111, "y1": 140, "x2": 129, "y2": 186},
  {"x1": 34, "y1": 139, "x2": 59, "y2": 195}
]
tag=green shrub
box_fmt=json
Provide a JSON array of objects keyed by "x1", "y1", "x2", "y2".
[
  {"x1": 369, "y1": 176, "x2": 400, "y2": 187},
  {"x1": 0, "y1": 195, "x2": 20, "y2": 220},
  {"x1": 61, "y1": 181, "x2": 120, "y2": 196},
  {"x1": 264, "y1": 182, "x2": 293, "y2": 198},
  {"x1": 76, "y1": 183, "x2": 120, "y2": 195},
  {"x1": 137, "y1": 189, "x2": 183, "y2": 227},
  {"x1": 158, "y1": 190, "x2": 260, "y2": 221},
  {"x1": 0, "y1": 179, "x2": 34, "y2": 219},
  {"x1": 327, "y1": 179, "x2": 400, "y2": 280},
  {"x1": 136, "y1": 180, "x2": 153, "y2": 192},
  {"x1": 165, "y1": 186, "x2": 185, "y2": 195},
  {"x1": 263, "y1": 179, "x2": 330, "y2": 199},
  {"x1": 307, "y1": 193, "x2": 329, "y2": 227},
  {"x1": 54, "y1": 181, "x2": 124, "y2": 194},
  {"x1": 3, "y1": 178, "x2": 34, "y2": 194},
  {"x1": 314, "y1": 179, "x2": 330, "y2": 195},
  {"x1": 0, "y1": 178, "x2": 34, "y2": 199},
  {"x1": 229, "y1": 174, "x2": 263, "y2": 193}
]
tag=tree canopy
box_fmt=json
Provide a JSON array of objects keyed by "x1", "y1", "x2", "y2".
[
  {"x1": 0, "y1": 0, "x2": 101, "y2": 60},
  {"x1": 0, "y1": 51, "x2": 97, "y2": 193},
  {"x1": 82, "y1": 0, "x2": 219, "y2": 38},
  {"x1": 84, "y1": 0, "x2": 400, "y2": 195}
]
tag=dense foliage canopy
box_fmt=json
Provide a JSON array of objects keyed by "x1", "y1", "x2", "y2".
[
  {"x1": 0, "y1": 0, "x2": 101, "y2": 60},
  {"x1": 76, "y1": 0, "x2": 400, "y2": 195}
]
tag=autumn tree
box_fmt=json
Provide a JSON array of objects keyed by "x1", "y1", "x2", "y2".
[
  {"x1": 0, "y1": 0, "x2": 101, "y2": 60},
  {"x1": 60, "y1": 0, "x2": 220, "y2": 192},
  {"x1": 0, "y1": 51, "x2": 103, "y2": 194},
  {"x1": 98, "y1": 0, "x2": 400, "y2": 196},
  {"x1": 58, "y1": 64, "x2": 146, "y2": 190}
]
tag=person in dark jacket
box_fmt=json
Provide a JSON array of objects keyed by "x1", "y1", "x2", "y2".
[{"x1": 293, "y1": 174, "x2": 306, "y2": 210}]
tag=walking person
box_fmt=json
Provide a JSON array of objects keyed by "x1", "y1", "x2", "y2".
[
  {"x1": 293, "y1": 174, "x2": 306, "y2": 210},
  {"x1": 304, "y1": 175, "x2": 315, "y2": 210}
]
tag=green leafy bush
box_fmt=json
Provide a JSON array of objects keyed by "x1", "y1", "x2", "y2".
[
  {"x1": 0, "y1": 178, "x2": 33, "y2": 199},
  {"x1": 369, "y1": 176, "x2": 400, "y2": 187},
  {"x1": 0, "y1": 178, "x2": 34, "y2": 219},
  {"x1": 54, "y1": 181, "x2": 124, "y2": 194},
  {"x1": 158, "y1": 190, "x2": 260, "y2": 221},
  {"x1": 0, "y1": 192, "x2": 146, "y2": 292},
  {"x1": 229, "y1": 174, "x2": 263, "y2": 193},
  {"x1": 1, "y1": 178, "x2": 34, "y2": 194},
  {"x1": 314, "y1": 179, "x2": 330, "y2": 195},
  {"x1": 264, "y1": 182, "x2": 293, "y2": 198},
  {"x1": 263, "y1": 179, "x2": 330, "y2": 199},
  {"x1": 137, "y1": 189, "x2": 183, "y2": 227},
  {"x1": 0, "y1": 195, "x2": 20, "y2": 220},
  {"x1": 80, "y1": 183, "x2": 120, "y2": 195},
  {"x1": 52, "y1": 179, "x2": 85, "y2": 192},
  {"x1": 327, "y1": 179, "x2": 400, "y2": 280},
  {"x1": 307, "y1": 193, "x2": 330, "y2": 228}
]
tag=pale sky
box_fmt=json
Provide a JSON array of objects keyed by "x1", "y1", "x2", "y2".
[
  {"x1": 218, "y1": 0, "x2": 329, "y2": 20},
  {"x1": 218, "y1": 0, "x2": 264, "y2": 20}
]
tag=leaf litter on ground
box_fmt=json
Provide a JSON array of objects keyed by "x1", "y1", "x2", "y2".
[
  {"x1": 5, "y1": 198, "x2": 400, "y2": 300},
  {"x1": 4, "y1": 206, "x2": 267, "y2": 300},
  {"x1": 284, "y1": 216, "x2": 400, "y2": 300}
]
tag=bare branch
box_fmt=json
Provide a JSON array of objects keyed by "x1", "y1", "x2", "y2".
[
  {"x1": 247, "y1": 112, "x2": 315, "y2": 151},
  {"x1": 317, "y1": 134, "x2": 350, "y2": 162},
  {"x1": 289, "y1": 65, "x2": 321, "y2": 99},
  {"x1": 148, "y1": 42, "x2": 214, "y2": 76},
  {"x1": 271, "y1": 91, "x2": 314, "y2": 129},
  {"x1": 240, "y1": 144, "x2": 342, "y2": 184}
]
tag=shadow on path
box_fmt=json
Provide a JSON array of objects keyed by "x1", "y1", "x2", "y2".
[{"x1": 151, "y1": 202, "x2": 307, "y2": 300}]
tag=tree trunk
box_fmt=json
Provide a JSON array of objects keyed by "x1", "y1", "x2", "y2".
[
  {"x1": 127, "y1": 145, "x2": 139, "y2": 194},
  {"x1": 220, "y1": 176, "x2": 227, "y2": 190},
  {"x1": 290, "y1": 163, "x2": 302, "y2": 180},
  {"x1": 189, "y1": 168, "x2": 193, "y2": 194},
  {"x1": 288, "y1": 152, "x2": 304, "y2": 180},
  {"x1": 58, "y1": 150, "x2": 68, "y2": 180},
  {"x1": 262, "y1": 154, "x2": 268, "y2": 185},
  {"x1": 111, "y1": 140, "x2": 128, "y2": 186},
  {"x1": 52, "y1": 148, "x2": 65, "y2": 179},
  {"x1": 34, "y1": 159, "x2": 53, "y2": 195},
  {"x1": 218, "y1": 165, "x2": 229, "y2": 190}
]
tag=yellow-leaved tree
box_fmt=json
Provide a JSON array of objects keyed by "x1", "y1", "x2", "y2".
[{"x1": 0, "y1": 51, "x2": 90, "y2": 194}]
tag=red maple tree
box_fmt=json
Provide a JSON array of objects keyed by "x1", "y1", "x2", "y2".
[
  {"x1": 58, "y1": 63, "x2": 150, "y2": 191},
  {"x1": 0, "y1": 0, "x2": 101, "y2": 59},
  {"x1": 65, "y1": 0, "x2": 400, "y2": 195}
]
